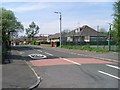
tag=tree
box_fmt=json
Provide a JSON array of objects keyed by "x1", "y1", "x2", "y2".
[
  {"x1": 1, "y1": 8, "x2": 24, "y2": 63},
  {"x1": 1, "y1": 8, "x2": 24, "y2": 47},
  {"x1": 112, "y1": 1, "x2": 120, "y2": 46},
  {"x1": 25, "y1": 22, "x2": 40, "y2": 41},
  {"x1": 99, "y1": 28, "x2": 107, "y2": 35}
]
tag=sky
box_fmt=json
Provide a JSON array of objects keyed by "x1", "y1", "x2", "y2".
[{"x1": 1, "y1": 1, "x2": 115, "y2": 36}]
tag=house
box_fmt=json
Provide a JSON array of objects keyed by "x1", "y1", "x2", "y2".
[
  {"x1": 48, "y1": 33, "x2": 60, "y2": 42},
  {"x1": 34, "y1": 34, "x2": 49, "y2": 42},
  {"x1": 11, "y1": 36, "x2": 28, "y2": 45},
  {"x1": 48, "y1": 25, "x2": 107, "y2": 46},
  {"x1": 65, "y1": 25, "x2": 106, "y2": 42}
]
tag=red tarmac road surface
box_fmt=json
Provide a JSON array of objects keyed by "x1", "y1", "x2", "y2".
[{"x1": 31, "y1": 58, "x2": 115, "y2": 67}]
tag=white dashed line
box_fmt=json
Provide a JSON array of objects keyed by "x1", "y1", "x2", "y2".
[
  {"x1": 61, "y1": 58, "x2": 81, "y2": 66},
  {"x1": 37, "y1": 50, "x2": 42, "y2": 52},
  {"x1": 19, "y1": 52, "x2": 24, "y2": 55},
  {"x1": 70, "y1": 52, "x2": 77, "y2": 55},
  {"x1": 77, "y1": 53, "x2": 88, "y2": 57},
  {"x1": 44, "y1": 52, "x2": 53, "y2": 56},
  {"x1": 98, "y1": 71, "x2": 120, "y2": 80},
  {"x1": 106, "y1": 64, "x2": 120, "y2": 70}
]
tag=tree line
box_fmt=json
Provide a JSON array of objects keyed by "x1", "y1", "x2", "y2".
[{"x1": 1, "y1": 8, "x2": 39, "y2": 63}]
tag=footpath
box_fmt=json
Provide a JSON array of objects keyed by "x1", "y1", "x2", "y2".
[
  {"x1": 2, "y1": 47, "x2": 37, "y2": 89},
  {"x1": 40, "y1": 44, "x2": 119, "y2": 63}
]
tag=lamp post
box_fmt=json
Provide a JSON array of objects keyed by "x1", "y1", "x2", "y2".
[
  {"x1": 54, "y1": 11, "x2": 62, "y2": 47},
  {"x1": 108, "y1": 23, "x2": 112, "y2": 51},
  {"x1": 97, "y1": 25, "x2": 99, "y2": 49}
]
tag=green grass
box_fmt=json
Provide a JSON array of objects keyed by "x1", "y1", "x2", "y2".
[{"x1": 61, "y1": 45, "x2": 109, "y2": 53}]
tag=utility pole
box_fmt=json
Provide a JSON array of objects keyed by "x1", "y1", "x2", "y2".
[
  {"x1": 97, "y1": 25, "x2": 99, "y2": 48},
  {"x1": 54, "y1": 11, "x2": 62, "y2": 47}
]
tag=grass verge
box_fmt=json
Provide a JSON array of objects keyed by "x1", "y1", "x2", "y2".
[{"x1": 61, "y1": 45, "x2": 109, "y2": 53}]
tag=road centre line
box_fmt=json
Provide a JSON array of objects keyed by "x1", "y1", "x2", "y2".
[
  {"x1": 98, "y1": 71, "x2": 120, "y2": 80},
  {"x1": 60, "y1": 58, "x2": 81, "y2": 66},
  {"x1": 106, "y1": 64, "x2": 120, "y2": 70},
  {"x1": 44, "y1": 52, "x2": 53, "y2": 56}
]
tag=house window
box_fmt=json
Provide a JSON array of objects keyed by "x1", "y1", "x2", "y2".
[
  {"x1": 84, "y1": 36, "x2": 90, "y2": 42},
  {"x1": 67, "y1": 37, "x2": 72, "y2": 41}
]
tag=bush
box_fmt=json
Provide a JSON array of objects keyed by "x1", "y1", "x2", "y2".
[
  {"x1": 31, "y1": 41, "x2": 35, "y2": 45},
  {"x1": 41, "y1": 41, "x2": 51, "y2": 44},
  {"x1": 35, "y1": 42, "x2": 41, "y2": 45},
  {"x1": 31, "y1": 41, "x2": 41, "y2": 45}
]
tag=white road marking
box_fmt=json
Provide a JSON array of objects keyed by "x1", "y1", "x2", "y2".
[
  {"x1": 77, "y1": 53, "x2": 88, "y2": 57},
  {"x1": 19, "y1": 51, "x2": 24, "y2": 55},
  {"x1": 17, "y1": 50, "x2": 41, "y2": 88},
  {"x1": 28, "y1": 54, "x2": 47, "y2": 59},
  {"x1": 106, "y1": 64, "x2": 120, "y2": 70},
  {"x1": 37, "y1": 50, "x2": 42, "y2": 52},
  {"x1": 98, "y1": 71, "x2": 120, "y2": 80},
  {"x1": 44, "y1": 52, "x2": 53, "y2": 56},
  {"x1": 61, "y1": 58, "x2": 81, "y2": 65},
  {"x1": 24, "y1": 60, "x2": 40, "y2": 79},
  {"x1": 70, "y1": 52, "x2": 77, "y2": 55}
]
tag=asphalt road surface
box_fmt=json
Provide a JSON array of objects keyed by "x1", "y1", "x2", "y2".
[{"x1": 15, "y1": 45, "x2": 119, "y2": 88}]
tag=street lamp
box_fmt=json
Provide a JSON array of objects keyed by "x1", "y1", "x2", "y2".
[
  {"x1": 108, "y1": 23, "x2": 112, "y2": 51},
  {"x1": 54, "y1": 11, "x2": 62, "y2": 47},
  {"x1": 97, "y1": 25, "x2": 99, "y2": 49}
]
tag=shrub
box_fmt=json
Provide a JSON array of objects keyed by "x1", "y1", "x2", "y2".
[{"x1": 41, "y1": 41, "x2": 51, "y2": 44}]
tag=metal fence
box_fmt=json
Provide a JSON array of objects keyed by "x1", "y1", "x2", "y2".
[{"x1": 61, "y1": 35, "x2": 118, "y2": 51}]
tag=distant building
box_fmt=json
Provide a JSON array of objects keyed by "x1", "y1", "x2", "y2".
[
  {"x1": 34, "y1": 34, "x2": 49, "y2": 42},
  {"x1": 48, "y1": 25, "x2": 107, "y2": 43},
  {"x1": 48, "y1": 33, "x2": 60, "y2": 42},
  {"x1": 66, "y1": 25, "x2": 106, "y2": 42}
]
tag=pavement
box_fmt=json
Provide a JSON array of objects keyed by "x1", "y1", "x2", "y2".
[{"x1": 2, "y1": 47, "x2": 38, "y2": 89}]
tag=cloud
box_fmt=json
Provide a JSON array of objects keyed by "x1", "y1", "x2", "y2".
[{"x1": 8, "y1": 3, "x2": 48, "y2": 13}]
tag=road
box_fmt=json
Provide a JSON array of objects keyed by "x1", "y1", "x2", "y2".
[{"x1": 15, "y1": 45, "x2": 119, "y2": 88}]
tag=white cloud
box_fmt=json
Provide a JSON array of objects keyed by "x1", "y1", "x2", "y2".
[{"x1": 8, "y1": 3, "x2": 48, "y2": 13}]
